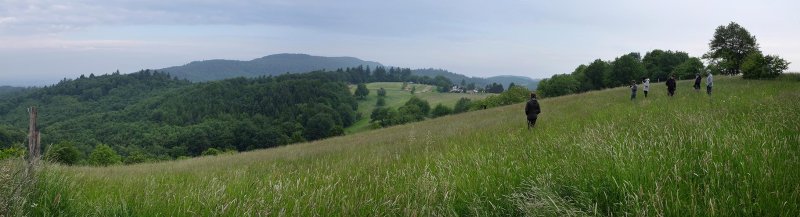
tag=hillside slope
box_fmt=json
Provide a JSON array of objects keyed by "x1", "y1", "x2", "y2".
[
  {"x1": 161, "y1": 53, "x2": 383, "y2": 82},
  {"x1": 22, "y1": 76, "x2": 800, "y2": 216},
  {"x1": 345, "y1": 82, "x2": 493, "y2": 133}
]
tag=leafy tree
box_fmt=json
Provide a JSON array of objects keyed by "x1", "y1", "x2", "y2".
[
  {"x1": 453, "y1": 98, "x2": 472, "y2": 114},
  {"x1": 431, "y1": 104, "x2": 452, "y2": 118},
  {"x1": 89, "y1": 144, "x2": 121, "y2": 166},
  {"x1": 485, "y1": 83, "x2": 505, "y2": 93},
  {"x1": 570, "y1": 64, "x2": 591, "y2": 92},
  {"x1": 584, "y1": 59, "x2": 610, "y2": 89},
  {"x1": 45, "y1": 142, "x2": 82, "y2": 165},
  {"x1": 403, "y1": 96, "x2": 431, "y2": 115},
  {"x1": 370, "y1": 107, "x2": 399, "y2": 127},
  {"x1": 643, "y1": 50, "x2": 690, "y2": 81},
  {"x1": 703, "y1": 22, "x2": 760, "y2": 75},
  {"x1": 354, "y1": 83, "x2": 369, "y2": 99},
  {"x1": 605, "y1": 53, "x2": 645, "y2": 87},
  {"x1": 672, "y1": 57, "x2": 705, "y2": 79},
  {"x1": 741, "y1": 52, "x2": 791, "y2": 79},
  {"x1": 304, "y1": 113, "x2": 336, "y2": 140},
  {"x1": 433, "y1": 75, "x2": 453, "y2": 92},
  {"x1": 537, "y1": 74, "x2": 580, "y2": 97},
  {"x1": 377, "y1": 88, "x2": 387, "y2": 97}
]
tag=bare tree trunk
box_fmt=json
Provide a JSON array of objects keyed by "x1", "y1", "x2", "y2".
[{"x1": 27, "y1": 107, "x2": 40, "y2": 164}]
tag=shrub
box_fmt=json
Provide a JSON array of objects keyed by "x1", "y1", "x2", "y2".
[
  {"x1": 201, "y1": 148, "x2": 223, "y2": 156},
  {"x1": 89, "y1": 144, "x2": 121, "y2": 166},
  {"x1": 45, "y1": 142, "x2": 81, "y2": 165},
  {"x1": 453, "y1": 98, "x2": 472, "y2": 114},
  {"x1": 431, "y1": 104, "x2": 453, "y2": 118}
]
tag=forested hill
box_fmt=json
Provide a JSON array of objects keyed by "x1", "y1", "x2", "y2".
[
  {"x1": 0, "y1": 70, "x2": 357, "y2": 162},
  {"x1": 0, "y1": 86, "x2": 28, "y2": 97},
  {"x1": 161, "y1": 53, "x2": 383, "y2": 82},
  {"x1": 412, "y1": 68, "x2": 539, "y2": 89}
]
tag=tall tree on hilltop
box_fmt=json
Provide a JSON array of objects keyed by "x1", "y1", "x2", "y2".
[{"x1": 703, "y1": 22, "x2": 759, "y2": 75}]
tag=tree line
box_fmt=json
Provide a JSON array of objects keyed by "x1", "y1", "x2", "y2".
[{"x1": 537, "y1": 22, "x2": 790, "y2": 98}]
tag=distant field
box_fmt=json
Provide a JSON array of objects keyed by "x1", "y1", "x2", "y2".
[
  {"x1": 7, "y1": 76, "x2": 799, "y2": 216},
  {"x1": 346, "y1": 82, "x2": 491, "y2": 133}
]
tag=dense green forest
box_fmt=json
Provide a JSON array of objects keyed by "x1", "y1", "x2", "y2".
[{"x1": 0, "y1": 65, "x2": 464, "y2": 164}]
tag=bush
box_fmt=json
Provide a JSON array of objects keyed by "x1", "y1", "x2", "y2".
[
  {"x1": 0, "y1": 146, "x2": 25, "y2": 160},
  {"x1": 453, "y1": 98, "x2": 472, "y2": 114},
  {"x1": 89, "y1": 144, "x2": 121, "y2": 166},
  {"x1": 431, "y1": 104, "x2": 453, "y2": 118},
  {"x1": 201, "y1": 148, "x2": 223, "y2": 156},
  {"x1": 472, "y1": 86, "x2": 530, "y2": 110},
  {"x1": 741, "y1": 52, "x2": 790, "y2": 79},
  {"x1": 45, "y1": 142, "x2": 81, "y2": 165},
  {"x1": 124, "y1": 151, "x2": 150, "y2": 164}
]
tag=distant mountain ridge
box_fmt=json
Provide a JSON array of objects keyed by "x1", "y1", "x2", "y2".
[
  {"x1": 160, "y1": 53, "x2": 538, "y2": 89},
  {"x1": 161, "y1": 53, "x2": 383, "y2": 82}
]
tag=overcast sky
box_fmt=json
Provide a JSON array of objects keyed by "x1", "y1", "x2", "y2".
[{"x1": 1, "y1": 0, "x2": 798, "y2": 86}]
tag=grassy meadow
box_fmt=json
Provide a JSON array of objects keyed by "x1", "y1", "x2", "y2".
[
  {"x1": 5, "y1": 76, "x2": 800, "y2": 216},
  {"x1": 346, "y1": 82, "x2": 491, "y2": 133}
]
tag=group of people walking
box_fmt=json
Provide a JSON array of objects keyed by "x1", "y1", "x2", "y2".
[
  {"x1": 525, "y1": 72, "x2": 715, "y2": 130},
  {"x1": 630, "y1": 73, "x2": 713, "y2": 100}
]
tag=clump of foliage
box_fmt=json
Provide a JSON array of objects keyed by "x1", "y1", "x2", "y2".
[
  {"x1": 201, "y1": 148, "x2": 223, "y2": 156},
  {"x1": 430, "y1": 104, "x2": 452, "y2": 118},
  {"x1": 471, "y1": 86, "x2": 530, "y2": 110},
  {"x1": 44, "y1": 142, "x2": 81, "y2": 165},
  {"x1": 89, "y1": 144, "x2": 121, "y2": 166}
]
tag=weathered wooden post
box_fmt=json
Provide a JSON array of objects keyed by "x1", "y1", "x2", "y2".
[{"x1": 27, "y1": 106, "x2": 40, "y2": 164}]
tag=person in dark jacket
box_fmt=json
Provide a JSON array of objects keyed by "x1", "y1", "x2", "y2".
[
  {"x1": 693, "y1": 73, "x2": 701, "y2": 91},
  {"x1": 666, "y1": 75, "x2": 677, "y2": 97},
  {"x1": 524, "y1": 93, "x2": 541, "y2": 129}
]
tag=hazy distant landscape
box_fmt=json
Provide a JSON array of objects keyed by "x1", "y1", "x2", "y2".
[{"x1": 1, "y1": 1, "x2": 799, "y2": 216}]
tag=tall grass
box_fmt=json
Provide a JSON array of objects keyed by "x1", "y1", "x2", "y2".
[
  {"x1": 1, "y1": 159, "x2": 40, "y2": 217},
  {"x1": 18, "y1": 76, "x2": 800, "y2": 216}
]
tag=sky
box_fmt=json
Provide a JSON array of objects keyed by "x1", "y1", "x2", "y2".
[{"x1": 1, "y1": 0, "x2": 798, "y2": 86}]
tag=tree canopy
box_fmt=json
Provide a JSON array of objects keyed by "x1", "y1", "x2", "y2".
[{"x1": 703, "y1": 22, "x2": 759, "y2": 75}]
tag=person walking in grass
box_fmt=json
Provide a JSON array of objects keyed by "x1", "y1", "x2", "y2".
[
  {"x1": 643, "y1": 78, "x2": 650, "y2": 98},
  {"x1": 693, "y1": 73, "x2": 702, "y2": 91},
  {"x1": 706, "y1": 72, "x2": 713, "y2": 95},
  {"x1": 524, "y1": 93, "x2": 541, "y2": 129},
  {"x1": 629, "y1": 80, "x2": 638, "y2": 100},
  {"x1": 666, "y1": 75, "x2": 677, "y2": 97}
]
